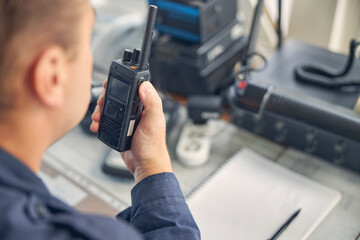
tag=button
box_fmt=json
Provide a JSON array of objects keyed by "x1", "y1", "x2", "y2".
[
  {"x1": 117, "y1": 105, "x2": 125, "y2": 121},
  {"x1": 237, "y1": 81, "x2": 247, "y2": 89},
  {"x1": 138, "y1": 77, "x2": 145, "y2": 87},
  {"x1": 122, "y1": 49, "x2": 132, "y2": 62},
  {"x1": 132, "y1": 101, "x2": 138, "y2": 113},
  {"x1": 117, "y1": 112, "x2": 124, "y2": 121},
  {"x1": 131, "y1": 49, "x2": 141, "y2": 65},
  {"x1": 106, "y1": 105, "x2": 118, "y2": 119}
]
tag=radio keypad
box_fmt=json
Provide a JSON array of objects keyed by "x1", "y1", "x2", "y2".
[{"x1": 105, "y1": 100, "x2": 125, "y2": 122}]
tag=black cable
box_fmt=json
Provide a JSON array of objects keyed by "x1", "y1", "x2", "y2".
[
  {"x1": 243, "y1": 51, "x2": 268, "y2": 72},
  {"x1": 295, "y1": 39, "x2": 360, "y2": 88},
  {"x1": 219, "y1": 0, "x2": 266, "y2": 94},
  {"x1": 218, "y1": 51, "x2": 268, "y2": 92},
  {"x1": 241, "y1": 0, "x2": 265, "y2": 69}
]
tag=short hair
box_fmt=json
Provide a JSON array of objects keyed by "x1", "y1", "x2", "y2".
[{"x1": 0, "y1": 0, "x2": 85, "y2": 111}]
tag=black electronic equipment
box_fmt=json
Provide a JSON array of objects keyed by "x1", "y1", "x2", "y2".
[
  {"x1": 149, "y1": 0, "x2": 238, "y2": 43},
  {"x1": 187, "y1": 95, "x2": 222, "y2": 124},
  {"x1": 101, "y1": 98, "x2": 181, "y2": 178},
  {"x1": 97, "y1": 5, "x2": 157, "y2": 152},
  {"x1": 150, "y1": 19, "x2": 247, "y2": 96},
  {"x1": 229, "y1": 39, "x2": 360, "y2": 173}
]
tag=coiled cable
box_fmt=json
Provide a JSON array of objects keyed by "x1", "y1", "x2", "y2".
[{"x1": 295, "y1": 40, "x2": 360, "y2": 88}]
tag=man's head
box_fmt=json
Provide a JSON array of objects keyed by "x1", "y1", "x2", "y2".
[{"x1": 0, "y1": 0, "x2": 95, "y2": 141}]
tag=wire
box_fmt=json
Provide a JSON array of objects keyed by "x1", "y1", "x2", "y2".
[
  {"x1": 295, "y1": 39, "x2": 360, "y2": 88},
  {"x1": 218, "y1": 51, "x2": 268, "y2": 93},
  {"x1": 242, "y1": 51, "x2": 268, "y2": 73}
]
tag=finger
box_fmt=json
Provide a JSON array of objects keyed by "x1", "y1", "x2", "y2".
[
  {"x1": 90, "y1": 121, "x2": 99, "y2": 133},
  {"x1": 138, "y1": 82, "x2": 163, "y2": 120},
  {"x1": 89, "y1": 80, "x2": 107, "y2": 133},
  {"x1": 97, "y1": 94, "x2": 105, "y2": 108},
  {"x1": 91, "y1": 105, "x2": 101, "y2": 122}
]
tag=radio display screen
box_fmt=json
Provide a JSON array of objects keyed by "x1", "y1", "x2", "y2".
[{"x1": 109, "y1": 77, "x2": 129, "y2": 103}]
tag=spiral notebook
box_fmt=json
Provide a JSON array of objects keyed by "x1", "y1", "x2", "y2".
[{"x1": 186, "y1": 148, "x2": 341, "y2": 240}]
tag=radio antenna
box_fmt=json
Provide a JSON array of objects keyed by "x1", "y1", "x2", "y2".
[{"x1": 138, "y1": 5, "x2": 158, "y2": 70}]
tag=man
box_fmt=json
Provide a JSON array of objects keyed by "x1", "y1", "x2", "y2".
[{"x1": 0, "y1": 0, "x2": 200, "y2": 239}]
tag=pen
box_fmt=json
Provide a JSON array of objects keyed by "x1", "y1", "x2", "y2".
[{"x1": 268, "y1": 208, "x2": 301, "y2": 240}]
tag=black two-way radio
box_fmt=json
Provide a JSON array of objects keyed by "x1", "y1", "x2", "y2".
[{"x1": 97, "y1": 5, "x2": 158, "y2": 152}]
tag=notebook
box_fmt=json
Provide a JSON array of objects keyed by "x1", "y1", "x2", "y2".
[{"x1": 186, "y1": 148, "x2": 341, "y2": 240}]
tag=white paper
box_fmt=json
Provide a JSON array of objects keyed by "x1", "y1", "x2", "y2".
[{"x1": 187, "y1": 148, "x2": 341, "y2": 240}]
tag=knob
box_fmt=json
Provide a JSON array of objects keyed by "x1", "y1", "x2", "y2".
[
  {"x1": 122, "y1": 49, "x2": 132, "y2": 62},
  {"x1": 131, "y1": 48, "x2": 141, "y2": 65}
]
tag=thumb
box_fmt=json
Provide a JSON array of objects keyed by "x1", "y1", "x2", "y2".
[{"x1": 139, "y1": 81, "x2": 163, "y2": 120}]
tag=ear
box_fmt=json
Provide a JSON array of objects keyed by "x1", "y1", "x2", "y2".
[{"x1": 30, "y1": 46, "x2": 69, "y2": 108}]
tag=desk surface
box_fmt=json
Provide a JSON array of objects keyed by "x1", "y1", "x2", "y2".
[
  {"x1": 41, "y1": 106, "x2": 360, "y2": 239},
  {"x1": 39, "y1": 1, "x2": 360, "y2": 238}
]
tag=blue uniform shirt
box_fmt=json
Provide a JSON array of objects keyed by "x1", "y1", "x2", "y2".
[{"x1": 0, "y1": 148, "x2": 200, "y2": 239}]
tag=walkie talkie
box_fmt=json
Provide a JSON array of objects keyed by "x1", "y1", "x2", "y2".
[{"x1": 97, "y1": 5, "x2": 158, "y2": 152}]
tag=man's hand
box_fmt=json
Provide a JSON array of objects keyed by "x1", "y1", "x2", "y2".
[{"x1": 90, "y1": 81, "x2": 173, "y2": 184}]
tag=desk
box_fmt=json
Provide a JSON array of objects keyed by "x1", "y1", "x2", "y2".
[{"x1": 40, "y1": 106, "x2": 360, "y2": 240}]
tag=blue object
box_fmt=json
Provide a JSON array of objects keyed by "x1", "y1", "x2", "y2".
[
  {"x1": 149, "y1": 0, "x2": 199, "y2": 18},
  {"x1": 0, "y1": 147, "x2": 200, "y2": 240},
  {"x1": 149, "y1": 0, "x2": 201, "y2": 42}
]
